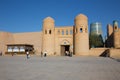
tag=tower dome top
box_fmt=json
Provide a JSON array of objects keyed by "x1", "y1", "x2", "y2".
[
  {"x1": 43, "y1": 17, "x2": 54, "y2": 22},
  {"x1": 75, "y1": 14, "x2": 88, "y2": 20}
]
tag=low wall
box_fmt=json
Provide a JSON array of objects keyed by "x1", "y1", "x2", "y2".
[
  {"x1": 89, "y1": 48, "x2": 108, "y2": 57},
  {"x1": 89, "y1": 48, "x2": 120, "y2": 59},
  {"x1": 109, "y1": 49, "x2": 120, "y2": 58}
]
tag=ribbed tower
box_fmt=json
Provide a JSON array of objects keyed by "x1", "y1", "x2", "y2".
[
  {"x1": 90, "y1": 22, "x2": 102, "y2": 35},
  {"x1": 42, "y1": 17, "x2": 55, "y2": 55},
  {"x1": 113, "y1": 20, "x2": 119, "y2": 48},
  {"x1": 74, "y1": 14, "x2": 89, "y2": 55}
]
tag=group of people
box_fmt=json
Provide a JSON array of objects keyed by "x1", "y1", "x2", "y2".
[
  {"x1": 40, "y1": 51, "x2": 72, "y2": 57},
  {"x1": 26, "y1": 51, "x2": 47, "y2": 59},
  {"x1": 65, "y1": 51, "x2": 72, "y2": 57},
  {"x1": 41, "y1": 51, "x2": 47, "y2": 57},
  {"x1": 0, "y1": 50, "x2": 73, "y2": 59},
  {"x1": 10, "y1": 50, "x2": 72, "y2": 59}
]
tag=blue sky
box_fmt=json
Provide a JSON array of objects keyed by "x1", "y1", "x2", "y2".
[{"x1": 0, "y1": 0, "x2": 120, "y2": 37}]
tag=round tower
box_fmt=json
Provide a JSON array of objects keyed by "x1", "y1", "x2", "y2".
[
  {"x1": 74, "y1": 14, "x2": 89, "y2": 55},
  {"x1": 113, "y1": 20, "x2": 119, "y2": 48},
  {"x1": 42, "y1": 17, "x2": 55, "y2": 55}
]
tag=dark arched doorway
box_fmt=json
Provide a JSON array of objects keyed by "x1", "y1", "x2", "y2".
[{"x1": 61, "y1": 45, "x2": 70, "y2": 56}]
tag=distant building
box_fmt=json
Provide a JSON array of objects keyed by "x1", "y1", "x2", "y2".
[
  {"x1": 90, "y1": 22, "x2": 102, "y2": 35},
  {"x1": 90, "y1": 22, "x2": 104, "y2": 48},
  {"x1": 106, "y1": 20, "x2": 120, "y2": 48}
]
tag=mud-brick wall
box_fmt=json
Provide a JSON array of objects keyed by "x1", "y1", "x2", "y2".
[
  {"x1": 89, "y1": 48, "x2": 108, "y2": 56},
  {"x1": 109, "y1": 49, "x2": 120, "y2": 58}
]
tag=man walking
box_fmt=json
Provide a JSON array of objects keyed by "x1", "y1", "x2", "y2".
[{"x1": 26, "y1": 51, "x2": 30, "y2": 59}]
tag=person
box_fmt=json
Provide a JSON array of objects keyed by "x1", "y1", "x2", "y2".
[
  {"x1": 41, "y1": 51, "x2": 43, "y2": 57},
  {"x1": 44, "y1": 50, "x2": 47, "y2": 57},
  {"x1": 26, "y1": 51, "x2": 30, "y2": 59},
  {"x1": 65, "y1": 51, "x2": 68, "y2": 56},
  {"x1": 0, "y1": 51, "x2": 2, "y2": 56},
  {"x1": 68, "y1": 51, "x2": 70, "y2": 56},
  {"x1": 12, "y1": 53, "x2": 14, "y2": 56},
  {"x1": 70, "y1": 51, "x2": 72, "y2": 57}
]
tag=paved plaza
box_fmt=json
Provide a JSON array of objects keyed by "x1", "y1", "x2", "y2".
[{"x1": 0, "y1": 56, "x2": 120, "y2": 80}]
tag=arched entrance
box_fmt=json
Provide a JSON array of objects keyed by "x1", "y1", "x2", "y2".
[
  {"x1": 61, "y1": 45, "x2": 70, "y2": 56},
  {"x1": 60, "y1": 40, "x2": 71, "y2": 56}
]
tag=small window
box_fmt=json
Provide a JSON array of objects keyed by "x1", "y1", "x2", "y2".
[
  {"x1": 70, "y1": 30, "x2": 73, "y2": 35},
  {"x1": 62, "y1": 30, "x2": 64, "y2": 35},
  {"x1": 64, "y1": 42, "x2": 66, "y2": 45},
  {"x1": 45, "y1": 30, "x2": 47, "y2": 34},
  {"x1": 115, "y1": 26, "x2": 117, "y2": 30},
  {"x1": 49, "y1": 30, "x2": 51, "y2": 34},
  {"x1": 66, "y1": 30, "x2": 68, "y2": 35},
  {"x1": 80, "y1": 28, "x2": 82, "y2": 32},
  {"x1": 85, "y1": 28, "x2": 87, "y2": 33},
  {"x1": 58, "y1": 30, "x2": 60, "y2": 35}
]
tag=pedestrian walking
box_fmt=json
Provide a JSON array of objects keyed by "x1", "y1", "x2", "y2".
[
  {"x1": 41, "y1": 51, "x2": 43, "y2": 57},
  {"x1": 26, "y1": 51, "x2": 30, "y2": 59},
  {"x1": 44, "y1": 50, "x2": 47, "y2": 57},
  {"x1": 0, "y1": 51, "x2": 2, "y2": 56}
]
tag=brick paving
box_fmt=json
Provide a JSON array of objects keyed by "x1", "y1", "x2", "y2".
[{"x1": 0, "y1": 56, "x2": 120, "y2": 80}]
